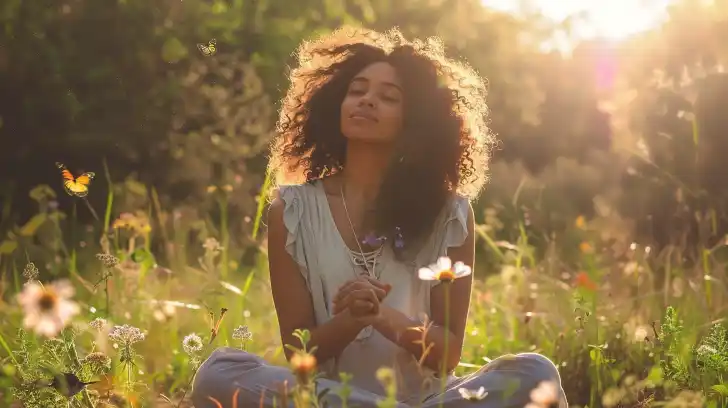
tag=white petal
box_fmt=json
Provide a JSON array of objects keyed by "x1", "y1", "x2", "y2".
[
  {"x1": 475, "y1": 386, "x2": 487, "y2": 398},
  {"x1": 436, "y1": 257, "x2": 452, "y2": 271},
  {"x1": 52, "y1": 280, "x2": 76, "y2": 299},
  {"x1": 457, "y1": 388, "x2": 469, "y2": 399},
  {"x1": 56, "y1": 300, "x2": 81, "y2": 322},
  {"x1": 418, "y1": 267, "x2": 437, "y2": 281},
  {"x1": 17, "y1": 284, "x2": 42, "y2": 307},
  {"x1": 453, "y1": 262, "x2": 472, "y2": 278},
  {"x1": 35, "y1": 316, "x2": 62, "y2": 337}
]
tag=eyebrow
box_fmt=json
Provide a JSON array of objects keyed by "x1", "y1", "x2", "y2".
[{"x1": 351, "y1": 77, "x2": 402, "y2": 92}]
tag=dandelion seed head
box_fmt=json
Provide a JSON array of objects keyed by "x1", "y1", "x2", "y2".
[{"x1": 182, "y1": 333, "x2": 204, "y2": 355}]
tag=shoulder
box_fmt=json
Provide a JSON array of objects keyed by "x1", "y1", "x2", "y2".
[
  {"x1": 449, "y1": 194, "x2": 474, "y2": 225},
  {"x1": 269, "y1": 180, "x2": 323, "y2": 224}
]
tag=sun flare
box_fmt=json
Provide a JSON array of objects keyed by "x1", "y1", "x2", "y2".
[{"x1": 483, "y1": 0, "x2": 673, "y2": 46}]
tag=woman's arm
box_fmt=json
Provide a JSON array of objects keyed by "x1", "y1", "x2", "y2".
[
  {"x1": 372, "y1": 202, "x2": 475, "y2": 373},
  {"x1": 268, "y1": 196, "x2": 367, "y2": 363}
]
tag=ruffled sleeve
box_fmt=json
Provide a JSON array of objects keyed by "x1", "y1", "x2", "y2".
[
  {"x1": 278, "y1": 185, "x2": 309, "y2": 275},
  {"x1": 439, "y1": 195, "x2": 470, "y2": 254},
  {"x1": 416, "y1": 195, "x2": 471, "y2": 287}
]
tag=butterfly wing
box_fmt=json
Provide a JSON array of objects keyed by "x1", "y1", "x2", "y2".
[
  {"x1": 57, "y1": 163, "x2": 78, "y2": 196},
  {"x1": 197, "y1": 43, "x2": 212, "y2": 56}
]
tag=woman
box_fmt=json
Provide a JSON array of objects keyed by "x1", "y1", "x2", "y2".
[{"x1": 192, "y1": 27, "x2": 567, "y2": 408}]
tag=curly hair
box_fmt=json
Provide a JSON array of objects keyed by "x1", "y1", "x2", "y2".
[{"x1": 269, "y1": 26, "x2": 494, "y2": 251}]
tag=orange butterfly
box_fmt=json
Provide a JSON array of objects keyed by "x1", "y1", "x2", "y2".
[{"x1": 56, "y1": 162, "x2": 95, "y2": 197}]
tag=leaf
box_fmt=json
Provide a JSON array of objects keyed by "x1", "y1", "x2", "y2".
[
  {"x1": 161, "y1": 37, "x2": 188, "y2": 64},
  {"x1": 711, "y1": 384, "x2": 728, "y2": 396},
  {"x1": 19, "y1": 213, "x2": 47, "y2": 237},
  {"x1": 0, "y1": 240, "x2": 17, "y2": 255},
  {"x1": 646, "y1": 366, "x2": 663, "y2": 385}
]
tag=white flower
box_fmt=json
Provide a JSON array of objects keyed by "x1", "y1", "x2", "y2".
[
  {"x1": 458, "y1": 386, "x2": 488, "y2": 401},
  {"x1": 529, "y1": 381, "x2": 558, "y2": 406},
  {"x1": 89, "y1": 317, "x2": 107, "y2": 331},
  {"x1": 418, "y1": 257, "x2": 472, "y2": 282},
  {"x1": 182, "y1": 333, "x2": 203, "y2": 355},
  {"x1": 232, "y1": 325, "x2": 252, "y2": 341},
  {"x1": 17, "y1": 280, "x2": 80, "y2": 337},
  {"x1": 108, "y1": 324, "x2": 145, "y2": 346}
]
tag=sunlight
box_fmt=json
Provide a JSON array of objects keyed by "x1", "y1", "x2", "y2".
[{"x1": 483, "y1": 0, "x2": 673, "y2": 44}]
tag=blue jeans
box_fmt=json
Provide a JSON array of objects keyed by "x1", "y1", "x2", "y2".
[{"x1": 191, "y1": 348, "x2": 568, "y2": 407}]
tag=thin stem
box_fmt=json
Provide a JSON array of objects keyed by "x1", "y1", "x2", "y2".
[
  {"x1": 439, "y1": 283, "x2": 450, "y2": 408},
  {"x1": 105, "y1": 277, "x2": 110, "y2": 318}
]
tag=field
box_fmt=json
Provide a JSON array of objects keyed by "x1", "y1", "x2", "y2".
[{"x1": 0, "y1": 181, "x2": 726, "y2": 408}]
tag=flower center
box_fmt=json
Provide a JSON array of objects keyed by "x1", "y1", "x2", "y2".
[
  {"x1": 38, "y1": 291, "x2": 58, "y2": 311},
  {"x1": 437, "y1": 269, "x2": 455, "y2": 282}
]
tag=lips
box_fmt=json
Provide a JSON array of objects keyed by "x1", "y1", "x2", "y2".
[{"x1": 350, "y1": 111, "x2": 378, "y2": 122}]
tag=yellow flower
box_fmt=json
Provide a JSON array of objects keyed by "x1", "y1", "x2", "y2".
[
  {"x1": 575, "y1": 215, "x2": 585, "y2": 229},
  {"x1": 418, "y1": 256, "x2": 472, "y2": 283},
  {"x1": 579, "y1": 242, "x2": 593, "y2": 254}
]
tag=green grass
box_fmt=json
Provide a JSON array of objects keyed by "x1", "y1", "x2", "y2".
[{"x1": 0, "y1": 181, "x2": 727, "y2": 408}]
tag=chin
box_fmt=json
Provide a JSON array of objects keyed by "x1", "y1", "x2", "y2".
[{"x1": 343, "y1": 131, "x2": 393, "y2": 144}]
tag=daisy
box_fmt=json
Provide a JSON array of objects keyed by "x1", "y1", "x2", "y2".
[
  {"x1": 17, "y1": 280, "x2": 80, "y2": 337},
  {"x1": 458, "y1": 386, "x2": 488, "y2": 401},
  {"x1": 418, "y1": 256, "x2": 472, "y2": 283}
]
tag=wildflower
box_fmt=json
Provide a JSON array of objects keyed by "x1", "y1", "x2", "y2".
[
  {"x1": 573, "y1": 271, "x2": 597, "y2": 291},
  {"x1": 17, "y1": 280, "x2": 80, "y2": 337},
  {"x1": 203, "y1": 237, "x2": 223, "y2": 253},
  {"x1": 22, "y1": 262, "x2": 39, "y2": 282},
  {"x1": 575, "y1": 215, "x2": 585, "y2": 229},
  {"x1": 96, "y1": 253, "x2": 120, "y2": 269},
  {"x1": 82, "y1": 351, "x2": 112, "y2": 373},
  {"x1": 182, "y1": 333, "x2": 204, "y2": 355},
  {"x1": 528, "y1": 381, "x2": 559, "y2": 407},
  {"x1": 89, "y1": 317, "x2": 107, "y2": 331},
  {"x1": 458, "y1": 386, "x2": 487, "y2": 401},
  {"x1": 109, "y1": 324, "x2": 145, "y2": 365},
  {"x1": 418, "y1": 257, "x2": 472, "y2": 283},
  {"x1": 579, "y1": 242, "x2": 593, "y2": 254},
  {"x1": 232, "y1": 325, "x2": 252, "y2": 341},
  {"x1": 290, "y1": 351, "x2": 317, "y2": 382},
  {"x1": 112, "y1": 211, "x2": 151, "y2": 234},
  {"x1": 108, "y1": 324, "x2": 145, "y2": 346}
]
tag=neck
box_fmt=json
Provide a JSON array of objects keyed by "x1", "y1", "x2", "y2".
[{"x1": 341, "y1": 140, "x2": 394, "y2": 202}]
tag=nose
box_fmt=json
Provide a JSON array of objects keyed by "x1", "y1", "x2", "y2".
[{"x1": 358, "y1": 95, "x2": 375, "y2": 108}]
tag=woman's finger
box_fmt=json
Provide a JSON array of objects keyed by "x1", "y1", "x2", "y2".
[{"x1": 335, "y1": 288, "x2": 380, "y2": 314}]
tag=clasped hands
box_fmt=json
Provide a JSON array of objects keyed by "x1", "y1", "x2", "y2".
[{"x1": 332, "y1": 276, "x2": 392, "y2": 327}]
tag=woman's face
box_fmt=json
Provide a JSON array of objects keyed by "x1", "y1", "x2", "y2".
[{"x1": 340, "y1": 62, "x2": 404, "y2": 143}]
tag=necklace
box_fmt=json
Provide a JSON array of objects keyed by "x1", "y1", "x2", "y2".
[{"x1": 340, "y1": 184, "x2": 382, "y2": 280}]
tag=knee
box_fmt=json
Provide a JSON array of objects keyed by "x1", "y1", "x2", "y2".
[
  {"x1": 514, "y1": 353, "x2": 562, "y2": 383},
  {"x1": 191, "y1": 348, "x2": 259, "y2": 407}
]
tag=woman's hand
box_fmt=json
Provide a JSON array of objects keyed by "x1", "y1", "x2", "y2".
[{"x1": 332, "y1": 277, "x2": 391, "y2": 321}]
